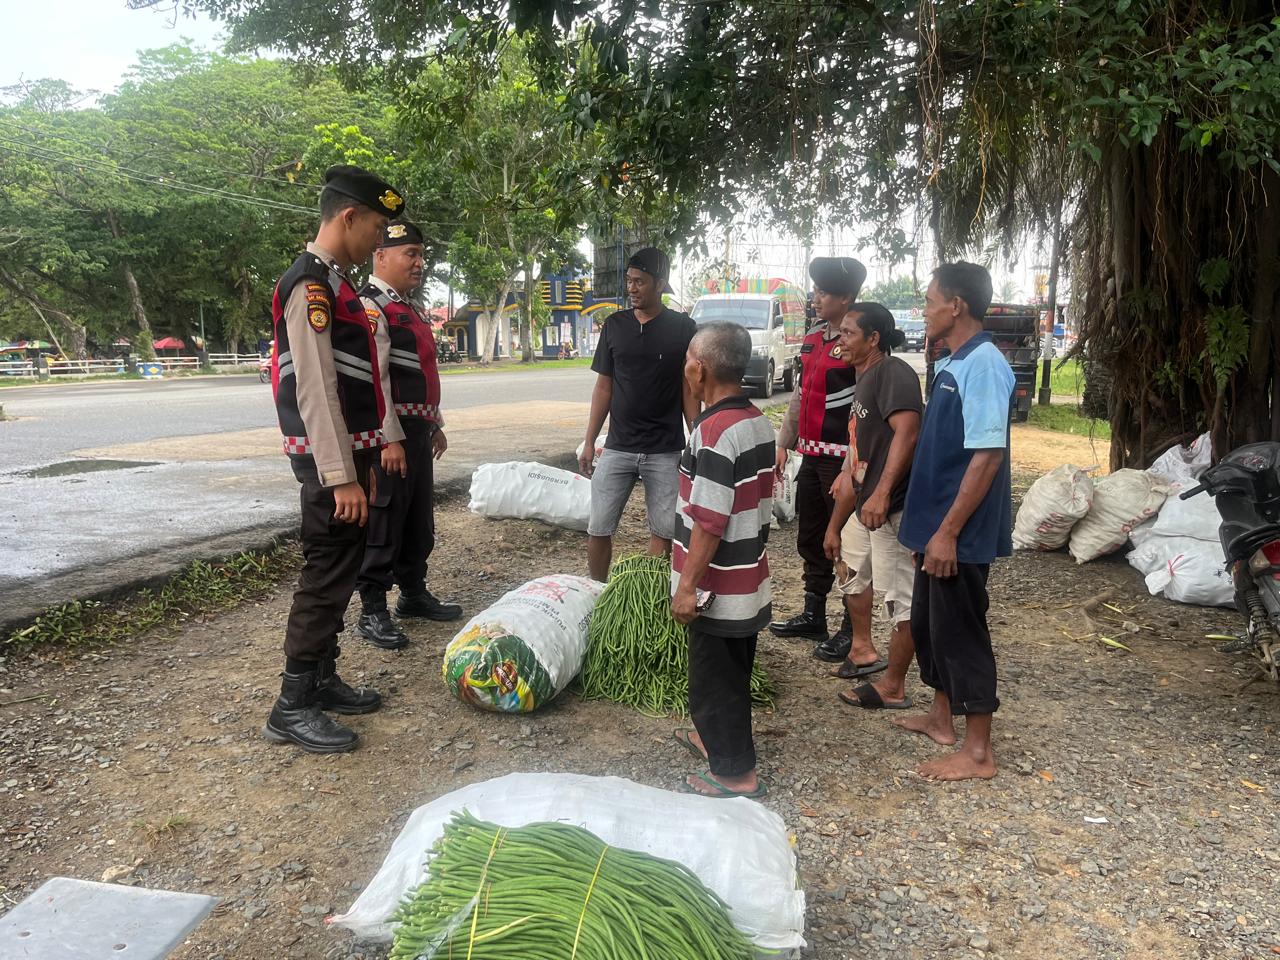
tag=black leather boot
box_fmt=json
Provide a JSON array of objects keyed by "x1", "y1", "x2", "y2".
[
  {"x1": 396, "y1": 589, "x2": 463, "y2": 622},
  {"x1": 769, "y1": 592, "x2": 827, "y2": 640},
  {"x1": 263, "y1": 670, "x2": 359, "y2": 753},
  {"x1": 358, "y1": 608, "x2": 410, "y2": 650},
  {"x1": 814, "y1": 609, "x2": 854, "y2": 662},
  {"x1": 314, "y1": 650, "x2": 382, "y2": 715}
]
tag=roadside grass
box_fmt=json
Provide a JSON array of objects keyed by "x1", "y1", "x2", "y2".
[
  {"x1": 439, "y1": 357, "x2": 593, "y2": 376},
  {"x1": 1028, "y1": 402, "x2": 1111, "y2": 439},
  {"x1": 2, "y1": 543, "x2": 300, "y2": 655},
  {"x1": 1046, "y1": 358, "x2": 1084, "y2": 398},
  {"x1": 761, "y1": 402, "x2": 788, "y2": 428}
]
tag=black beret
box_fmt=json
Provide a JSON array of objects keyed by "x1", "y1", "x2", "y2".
[
  {"x1": 627, "y1": 247, "x2": 671, "y2": 292},
  {"x1": 379, "y1": 220, "x2": 424, "y2": 248},
  {"x1": 322, "y1": 164, "x2": 405, "y2": 216},
  {"x1": 808, "y1": 256, "x2": 867, "y2": 298}
]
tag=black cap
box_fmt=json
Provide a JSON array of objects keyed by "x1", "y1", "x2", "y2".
[
  {"x1": 627, "y1": 247, "x2": 671, "y2": 292},
  {"x1": 808, "y1": 256, "x2": 866, "y2": 298},
  {"x1": 322, "y1": 164, "x2": 405, "y2": 216},
  {"x1": 379, "y1": 219, "x2": 424, "y2": 248}
]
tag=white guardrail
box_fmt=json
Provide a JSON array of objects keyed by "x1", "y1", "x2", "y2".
[{"x1": 2, "y1": 354, "x2": 263, "y2": 378}]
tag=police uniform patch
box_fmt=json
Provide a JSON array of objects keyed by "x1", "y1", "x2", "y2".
[
  {"x1": 366, "y1": 307, "x2": 380, "y2": 333},
  {"x1": 832, "y1": 346, "x2": 842, "y2": 358},
  {"x1": 308, "y1": 303, "x2": 330, "y2": 333}
]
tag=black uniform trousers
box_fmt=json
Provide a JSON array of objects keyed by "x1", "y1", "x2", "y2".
[
  {"x1": 910, "y1": 557, "x2": 1001, "y2": 716},
  {"x1": 356, "y1": 420, "x2": 436, "y2": 605},
  {"x1": 688, "y1": 625, "x2": 758, "y2": 777},
  {"x1": 284, "y1": 449, "x2": 375, "y2": 663},
  {"x1": 795, "y1": 453, "x2": 844, "y2": 597}
]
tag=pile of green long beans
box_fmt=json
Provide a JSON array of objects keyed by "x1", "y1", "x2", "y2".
[
  {"x1": 389, "y1": 812, "x2": 755, "y2": 960},
  {"x1": 579, "y1": 553, "x2": 775, "y2": 715}
]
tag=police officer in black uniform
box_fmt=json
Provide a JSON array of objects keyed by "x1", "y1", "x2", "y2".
[
  {"x1": 355, "y1": 220, "x2": 462, "y2": 648},
  {"x1": 263, "y1": 165, "x2": 406, "y2": 754}
]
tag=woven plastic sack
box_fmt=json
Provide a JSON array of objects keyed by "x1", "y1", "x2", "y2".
[
  {"x1": 330, "y1": 772, "x2": 806, "y2": 954},
  {"x1": 443, "y1": 575, "x2": 602, "y2": 712},
  {"x1": 1069, "y1": 469, "x2": 1170, "y2": 564},
  {"x1": 1129, "y1": 535, "x2": 1233, "y2": 607},
  {"x1": 773, "y1": 451, "x2": 802, "y2": 524},
  {"x1": 469, "y1": 461, "x2": 592, "y2": 532},
  {"x1": 1013, "y1": 463, "x2": 1094, "y2": 550},
  {"x1": 1147, "y1": 432, "x2": 1211, "y2": 485},
  {"x1": 1149, "y1": 483, "x2": 1222, "y2": 542}
]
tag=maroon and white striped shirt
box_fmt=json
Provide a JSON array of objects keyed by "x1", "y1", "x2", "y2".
[{"x1": 672, "y1": 395, "x2": 775, "y2": 636}]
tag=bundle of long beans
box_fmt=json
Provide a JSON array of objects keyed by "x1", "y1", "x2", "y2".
[
  {"x1": 389, "y1": 812, "x2": 755, "y2": 960},
  {"x1": 580, "y1": 553, "x2": 775, "y2": 715}
]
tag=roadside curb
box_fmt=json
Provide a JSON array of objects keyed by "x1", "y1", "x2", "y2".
[{"x1": 1, "y1": 452, "x2": 581, "y2": 637}]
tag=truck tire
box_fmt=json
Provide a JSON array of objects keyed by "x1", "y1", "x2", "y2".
[
  {"x1": 760, "y1": 362, "x2": 775, "y2": 398},
  {"x1": 782, "y1": 360, "x2": 795, "y2": 392}
]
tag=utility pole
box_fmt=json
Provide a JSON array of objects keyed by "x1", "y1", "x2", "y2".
[{"x1": 1038, "y1": 207, "x2": 1063, "y2": 406}]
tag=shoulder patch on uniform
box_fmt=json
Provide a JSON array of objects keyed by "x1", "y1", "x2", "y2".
[
  {"x1": 305, "y1": 282, "x2": 329, "y2": 303},
  {"x1": 800, "y1": 342, "x2": 815, "y2": 353},
  {"x1": 308, "y1": 296, "x2": 331, "y2": 333}
]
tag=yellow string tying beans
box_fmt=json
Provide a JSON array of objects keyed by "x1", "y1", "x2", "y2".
[
  {"x1": 465, "y1": 826, "x2": 507, "y2": 960},
  {"x1": 569, "y1": 844, "x2": 609, "y2": 960}
]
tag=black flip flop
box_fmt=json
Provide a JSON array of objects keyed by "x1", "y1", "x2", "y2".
[
  {"x1": 838, "y1": 682, "x2": 913, "y2": 710},
  {"x1": 829, "y1": 657, "x2": 888, "y2": 680}
]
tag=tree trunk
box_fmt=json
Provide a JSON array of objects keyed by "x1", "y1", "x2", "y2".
[
  {"x1": 0, "y1": 265, "x2": 88, "y2": 359},
  {"x1": 105, "y1": 211, "x2": 155, "y2": 359},
  {"x1": 520, "y1": 254, "x2": 535, "y2": 363}
]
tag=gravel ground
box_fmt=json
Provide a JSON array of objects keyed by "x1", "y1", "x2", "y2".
[{"x1": 1, "y1": 490, "x2": 1277, "y2": 960}]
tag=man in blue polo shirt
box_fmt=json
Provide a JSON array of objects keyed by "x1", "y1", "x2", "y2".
[{"x1": 896, "y1": 262, "x2": 1014, "y2": 781}]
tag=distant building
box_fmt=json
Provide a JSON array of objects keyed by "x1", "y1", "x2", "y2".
[{"x1": 442, "y1": 273, "x2": 623, "y2": 360}]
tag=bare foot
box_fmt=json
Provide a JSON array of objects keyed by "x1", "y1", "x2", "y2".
[
  {"x1": 917, "y1": 751, "x2": 997, "y2": 781},
  {"x1": 675, "y1": 728, "x2": 708, "y2": 761},
  {"x1": 893, "y1": 712, "x2": 958, "y2": 746},
  {"x1": 685, "y1": 770, "x2": 760, "y2": 796}
]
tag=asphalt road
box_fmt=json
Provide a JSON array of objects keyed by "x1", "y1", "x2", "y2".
[{"x1": 0, "y1": 351, "x2": 927, "y2": 627}]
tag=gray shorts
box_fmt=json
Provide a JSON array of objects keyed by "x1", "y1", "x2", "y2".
[{"x1": 588, "y1": 448, "x2": 682, "y2": 539}]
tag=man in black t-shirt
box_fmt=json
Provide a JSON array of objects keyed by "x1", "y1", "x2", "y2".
[
  {"x1": 580, "y1": 248, "x2": 699, "y2": 581},
  {"x1": 820, "y1": 303, "x2": 923, "y2": 711}
]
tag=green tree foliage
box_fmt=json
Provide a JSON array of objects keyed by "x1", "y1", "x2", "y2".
[
  {"x1": 0, "y1": 47, "x2": 389, "y2": 356},
  {"x1": 862, "y1": 276, "x2": 923, "y2": 311}
]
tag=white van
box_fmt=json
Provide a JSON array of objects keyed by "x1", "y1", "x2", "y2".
[{"x1": 690, "y1": 288, "x2": 805, "y2": 398}]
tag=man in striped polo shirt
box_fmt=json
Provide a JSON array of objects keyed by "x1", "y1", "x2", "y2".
[{"x1": 671, "y1": 322, "x2": 775, "y2": 799}]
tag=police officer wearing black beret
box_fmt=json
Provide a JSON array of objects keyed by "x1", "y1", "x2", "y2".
[
  {"x1": 771, "y1": 256, "x2": 867, "y2": 658},
  {"x1": 355, "y1": 219, "x2": 463, "y2": 649},
  {"x1": 263, "y1": 164, "x2": 406, "y2": 753}
]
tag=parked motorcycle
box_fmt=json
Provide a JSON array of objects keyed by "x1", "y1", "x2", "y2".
[
  {"x1": 1181, "y1": 441, "x2": 1280, "y2": 684},
  {"x1": 258, "y1": 356, "x2": 271, "y2": 383}
]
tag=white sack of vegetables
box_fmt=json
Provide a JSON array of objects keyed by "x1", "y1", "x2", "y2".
[
  {"x1": 442, "y1": 575, "x2": 603, "y2": 712},
  {"x1": 468, "y1": 461, "x2": 592, "y2": 532},
  {"x1": 330, "y1": 772, "x2": 806, "y2": 954}
]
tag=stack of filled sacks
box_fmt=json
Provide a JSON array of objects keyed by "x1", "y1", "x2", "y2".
[{"x1": 1127, "y1": 433, "x2": 1234, "y2": 607}]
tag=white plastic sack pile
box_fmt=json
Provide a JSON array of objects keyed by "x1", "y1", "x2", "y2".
[
  {"x1": 469, "y1": 461, "x2": 592, "y2": 532},
  {"x1": 1147, "y1": 432, "x2": 1211, "y2": 485},
  {"x1": 442, "y1": 575, "x2": 603, "y2": 712},
  {"x1": 574, "y1": 431, "x2": 608, "y2": 469},
  {"x1": 331, "y1": 773, "x2": 806, "y2": 954},
  {"x1": 1125, "y1": 482, "x2": 1232, "y2": 607},
  {"x1": 1127, "y1": 535, "x2": 1233, "y2": 607},
  {"x1": 773, "y1": 450, "x2": 802, "y2": 524},
  {"x1": 1069, "y1": 469, "x2": 1170, "y2": 564},
  {"x1": 1013, "y1": 463, "x2": 1094, "y2": 551}
]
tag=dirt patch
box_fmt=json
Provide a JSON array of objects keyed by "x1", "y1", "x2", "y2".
[
  {"x1": 1010, "y1": 423, "x2": 1111, "y2": 476},
  {"x1": 1, "y1": 477, "x2": 1277, "y2": 959}
]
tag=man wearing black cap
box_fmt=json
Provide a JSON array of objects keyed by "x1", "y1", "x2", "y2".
[
  {"x1": 263, "y1": 164, "x2": 405, "y2": 754},
  {"x1": 770, "y1": 256, "x2": 867, "y2": 657},
  {"x1": 580, "y1": 247, "x2": 699, "y2": 581},
  {"x1": 355, "y1": 220, "x2": 463, "y2": 649}
]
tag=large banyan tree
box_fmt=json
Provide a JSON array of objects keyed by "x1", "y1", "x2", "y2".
[{"x1": 184, "y1": 0, "x2": 1278, "y2": 466}]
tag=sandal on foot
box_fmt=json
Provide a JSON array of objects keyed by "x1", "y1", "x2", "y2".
[
  {"x1": 829, "y1": 657, "x2": 888, "y2": 680},
  {"x1": 681, "y1": 771, "x2": 768, "y2": 799},
  {"x1": 838, "y1": 683, "x2": 913, "y2": 710},
  {"x1": 672, "y1": 728, "x2": 708, "y2": 762}
]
